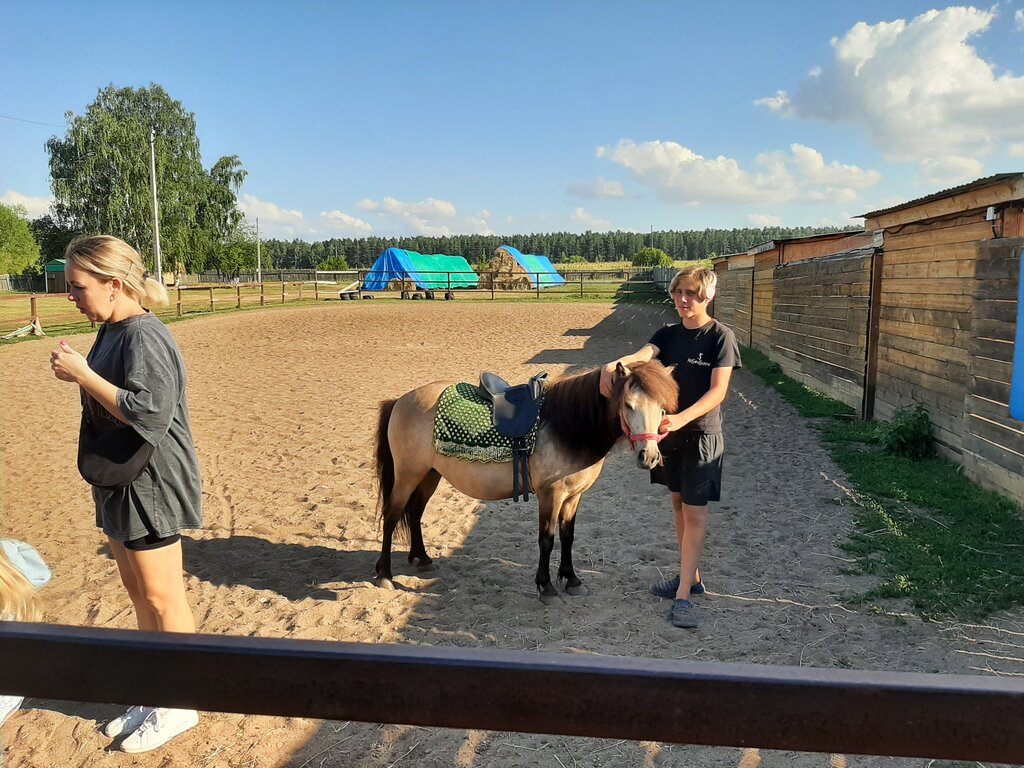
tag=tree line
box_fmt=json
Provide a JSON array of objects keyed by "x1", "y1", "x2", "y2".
[{"x1": 0, "y1": 81, "x2": 859, "y2": 278}]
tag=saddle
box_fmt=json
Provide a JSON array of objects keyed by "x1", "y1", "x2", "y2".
[{"x1": 476, "y1": 371, "x2": 548, "y2": 502}]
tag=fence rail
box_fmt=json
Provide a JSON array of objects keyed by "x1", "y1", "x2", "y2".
[{"x1": 1, "y1": 622, "x2": 1022, "y2": 763}]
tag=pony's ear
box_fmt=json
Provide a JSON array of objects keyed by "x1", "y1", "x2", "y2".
[
  {"x1": 615, "y1": 361, "x2": 630, "y2": 378},
  {"x1": 664, "y1": 364, "x2": 676, "y2": 377}
]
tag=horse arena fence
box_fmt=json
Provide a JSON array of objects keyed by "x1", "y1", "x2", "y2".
[
  {"x1": 0, "y1": 269, "x2": 663, "y2": 340},
  {"x1": 1, "y1": 622, "x2": 1022, "y2": 763}
]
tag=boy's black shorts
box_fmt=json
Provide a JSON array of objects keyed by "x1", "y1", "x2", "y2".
[{"x1": 649, "y1": 432, "x2": 725, "y2": 506}]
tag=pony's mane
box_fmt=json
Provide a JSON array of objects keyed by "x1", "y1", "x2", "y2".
[{"x1": 541, "y1": 360, "x2": 678, "y2": 466}]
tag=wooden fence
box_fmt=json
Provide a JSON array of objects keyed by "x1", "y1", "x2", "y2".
[{"x1": 2, "y1": 622, "x2": 1023, "y2": 763}]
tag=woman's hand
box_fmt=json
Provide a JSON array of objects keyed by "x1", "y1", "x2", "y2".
[
  {"x1": 659, "y1": 412, "x2": 688, "y2": 435},
  {"x1": 50, "y1": 340, "x2": 89, "y2": 383},
  {"x1": 598, "y1": 362, "x2": 617, "y2": 398}
]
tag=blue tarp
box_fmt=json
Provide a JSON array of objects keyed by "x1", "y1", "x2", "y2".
[
  {"x1": 362, "y1": 248, "x2": 479, "y2": 291},
  {"x1": 496, "y1": 245, "x2": 565, "y2": 287}
]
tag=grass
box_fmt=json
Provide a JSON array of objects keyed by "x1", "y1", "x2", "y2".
[{"x1": 742, "y1": 345, "x2": 1024, "y2": 621}]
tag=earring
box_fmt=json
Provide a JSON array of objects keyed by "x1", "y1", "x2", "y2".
[{"x1": 110, "y1": 294, "x2": 116, "y2": 302}]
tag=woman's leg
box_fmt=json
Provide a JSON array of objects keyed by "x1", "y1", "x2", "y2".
[
  {"x1": 110, "y1": 538, "x2": 195, "y2": 633},
  {"x1": 108, "y1": 538, "x2": 159, "y2": 632}
]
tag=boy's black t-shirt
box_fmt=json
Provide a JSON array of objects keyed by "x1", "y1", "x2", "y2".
[{"x1": 648, "y1": 319, "x2": 741, "y2": 440}]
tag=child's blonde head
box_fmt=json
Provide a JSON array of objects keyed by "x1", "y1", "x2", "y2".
[
  {"x1": 668, "y1": 266, "x2": 718, "y2": 302},
  {"x1": 0, "y1": 546, "x2": 41, "y2": 622}
]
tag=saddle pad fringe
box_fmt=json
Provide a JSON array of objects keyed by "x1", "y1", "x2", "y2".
[{"x1": 434, "y1": 382, "x2": 541, "y2": 462}]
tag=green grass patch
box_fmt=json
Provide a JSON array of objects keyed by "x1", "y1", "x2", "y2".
[{"x1": 741, "y1": 344, "x2": 1024, "y2": 621}]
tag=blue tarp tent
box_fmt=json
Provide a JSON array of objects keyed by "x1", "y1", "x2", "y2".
[
  {"x1": 496, "y1": 245, "x2": 565, "y2": 287},
  {"x1": 363, "y1": 248, "x2": 479, "y2": 291}
]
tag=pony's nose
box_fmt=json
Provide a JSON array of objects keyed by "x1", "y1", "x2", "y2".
[{"x1": 637, "y1": 444, "x2": 660, "y2": 469}]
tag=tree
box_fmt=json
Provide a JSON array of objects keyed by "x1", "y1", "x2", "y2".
[
  {"x1": 632, "y1": 246, "x2": 673, "y2": 267},
  {"x1": 317, "y1": 255, "x2": 350, "y2": 270},
  {"x1": 30, "y1": 215, "x2": 78, "y2": 264},
  {"x1": 46, "y1": 83, "x2": 246, "y2": 273},
  {"x1": 0, "y1": 204, "x2": 42, "y2": 275}
]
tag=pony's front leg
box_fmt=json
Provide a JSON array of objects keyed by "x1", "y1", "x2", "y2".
[
  {"x1": 375, "y1": 514, "x2": 398, "y2": 589},
  {"x1": 535, "y1": 491, "x2": 559, "y2": 604},
  {"x1": 557, "y1": 493, "x2": 586, "y2": 596}
]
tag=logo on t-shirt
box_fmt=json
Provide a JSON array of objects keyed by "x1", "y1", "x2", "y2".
[{"x1": 687, "y1": 352, "x2": 711, "y2": 367}]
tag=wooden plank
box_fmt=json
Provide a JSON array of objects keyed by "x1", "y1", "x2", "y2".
[
  {"x1": 879, "y1": 292, "x2": 972, "y2": 312},
  {"x1": 883, "y1": 220, "x2": 993, "y2": 249},
  {"x1": 879, "y1": 346, "x2": 968, "y2": 382},
  {"x1": 882, "y1": 260, "x2": 975, "y2": 280},
  {"x1": 881, "y1": 278, "x2": 973, "y2": 296},
  {"x1": 882, "y1": 242, "x2": 977, "y2": 266},
  {"x1": 960, "y1": 448, "x2": 1024, "y2": 503},
  {"x1": 865, "y1": 179, "x2": 1024, "y2": 229},
  {"x1": 773, "y1": 345, "x2": 865, "y2": 383},
  {"x1": 972, "y1": 318, "x2": 1019, "y2": 344},
  {"x1": 775, "y1": 311, "x2": 869, "y2": 331},
  {"x1": 971, "y1": 299, "x2": 1018, "y2": 324},
  {"x1": 773, "y1": 319, "x2": 864, "y2": 346},
  {"x1": 879, "y1": 318, "x2": 970, "y2": 347},
  {"x1": 885, "y1": 334, "x2": 969, "y2": 366},
  {"x1": 971, "y1": 355, "x2": 1013, "y2": 384},
  {"x1": 965, "y1": 397, "x2": 1024, "y2": 441},
  {"x1": 973, "y1": 254, "x2": 1023, "y2": 281},
  {"x1": 970, "y1": 337, "x2": 1015, "y2": 364},
  {"x1": 879, "y1": 305, "x2": 971, "y2": 330},
  {"x1": 969, "y1": 375, "x2": 1011, "y2": 403},
  {"x1": 964, "y1": 415, "x2": 1024, "y2": 460}
]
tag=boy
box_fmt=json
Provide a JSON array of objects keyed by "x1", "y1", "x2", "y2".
[{"x1": 600, "y1": 266, "x2": 740, "y2": 628}]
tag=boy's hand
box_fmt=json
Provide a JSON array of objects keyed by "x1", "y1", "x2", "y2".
[
  {"x1": 598, "y1": 362, "x2": 617, "y2": 398},
  {"x1": 659, "y1": 413, "x2": 688, "y2": 435}
]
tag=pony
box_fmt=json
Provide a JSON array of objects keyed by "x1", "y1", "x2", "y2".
[{"x1": 373, "y1": 360, "x2": 679, "y2": 603}]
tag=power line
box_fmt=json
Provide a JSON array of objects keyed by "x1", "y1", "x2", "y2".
[{"x1": 0, "y1": 114, "x2": 65, "y2": 129}]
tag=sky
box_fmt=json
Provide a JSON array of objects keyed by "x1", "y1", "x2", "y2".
[{"x1": 3, "y1": 2, "x2": 1024, "y2": 241}]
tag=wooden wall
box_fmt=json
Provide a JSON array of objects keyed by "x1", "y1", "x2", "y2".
[
  {"x1": 752, "y1": 249, "x2": 778, "y2": 354},
  {"x1": 715, "y1": 267, "x2": 753, "y2": 346},
  {"x1": 770, "y1": 251, "x2": 873, "y2": 409},
  {"x1": 962, "y1": 239, "x2": 1024, "y2": 498},
  {"x1": 869, "y1": 212, "x2": 989, "y2": 458}
]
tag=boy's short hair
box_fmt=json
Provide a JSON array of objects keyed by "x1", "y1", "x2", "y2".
[{"x1": 669, "y1": 266, "x2": 717, "y2": 301}]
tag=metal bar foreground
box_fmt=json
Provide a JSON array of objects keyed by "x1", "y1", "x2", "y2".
[{"x1": 2, "y1": 623, "x2": 1023, "y2": 764}]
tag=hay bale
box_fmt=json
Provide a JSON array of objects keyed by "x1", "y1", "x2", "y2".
[
  {"x1": 387, "y1": 277, "x2": 416, "y2": 291},
  {"x1": 480, "y1": 248, "x2": 532, "y2": 290}
]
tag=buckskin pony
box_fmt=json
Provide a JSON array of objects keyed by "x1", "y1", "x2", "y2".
[{"x1": 373, "y1": 361, "x2": 679, "y2": 603}]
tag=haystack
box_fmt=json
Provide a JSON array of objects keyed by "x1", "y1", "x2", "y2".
[
  {"x1": 387, "y1": 277, "x2": 416, "y2": 291},
  {"x1": 480, "y1": 248, "x2": 532, "y2": 290}
]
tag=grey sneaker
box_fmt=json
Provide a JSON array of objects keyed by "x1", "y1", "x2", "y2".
[
  {"x1": 671, "y1": 599, "x2": 699, "y2": 628},
  {"x1": 120, "y1": 707, "x2": 199, "y2": 753},
  {"x1": 102, "y1": 705, "x2": 154, "y2": 738},
  {"x1": 650, "y1": 575, "x2": 706, "y2": 599}
]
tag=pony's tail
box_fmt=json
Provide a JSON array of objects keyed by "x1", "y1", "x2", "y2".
[{"x1": 375, "y1": 398, "x2": 398, "y2": 524}]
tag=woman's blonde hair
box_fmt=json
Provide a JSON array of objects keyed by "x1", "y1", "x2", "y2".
[
  {"x1": 64, "y1": 235, "x2": 169, "y2": 308},
  {"x1": 0, "y1": 546, "x2": 41, "y2": 622},
  {"x1": 668, "y1": 265, "x2": 718, "y2": 302}
]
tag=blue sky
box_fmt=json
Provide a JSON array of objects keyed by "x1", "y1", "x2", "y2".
[{"x1": 3, "y1": 2, "x2": 1024, "y2": 240}]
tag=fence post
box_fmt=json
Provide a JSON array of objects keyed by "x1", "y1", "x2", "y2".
[
  {"x1": 236, "y1": 284, "x2": 241, "y2": 309},
  {"x1": 281, "y1": 282, "x2": 286, "y2": 304},
  {"x1": 29, "y1": 295, "x2": 37, "y2": 321},
  {"x1": 580, "y1": 272, "x2": 584, "y2": 298},
  {"x1": 177, "y1": 287, "x2": 182, "y2": 317},
  {"x1": 260, "y1": 283, "x2": 265, "y2": 307},
  {"x1": 209, "y1": 287, "x2": 215, "y2": 312},
  {"x1": 491, "y1": 272, "x2": 495, "y2": 301},
  {"x1": 298, "y1": 282, "x2": 303, "y2": 300},
  {"x1": 536, "y1": 272, "x2": 540, "y2": 299},
  {"x1": 315, "y1": 281, "x2": 319, "y2": 301}
]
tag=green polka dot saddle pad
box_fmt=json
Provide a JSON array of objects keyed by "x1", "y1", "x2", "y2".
[{"x1": 434, "y1": 382, "x2": 543, "y2": 462}]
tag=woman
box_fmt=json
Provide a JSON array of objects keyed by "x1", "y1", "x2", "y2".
[
  {"x1": 0, "y1": 539, "x2": 51, "y2": 727},
  {"x1": 49, "y1": 235, "x2": 202, "y2": 753}
]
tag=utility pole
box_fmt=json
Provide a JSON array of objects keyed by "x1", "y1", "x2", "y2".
[
  {"x1": 256, "y1": 217, "x2": 262, "y2": 283},
  {"x1": 149, "y1": 127, "x2": 162, "y2": 280}
]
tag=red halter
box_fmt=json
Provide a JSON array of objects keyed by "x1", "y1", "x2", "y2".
[{"x1": 619, "y1": 409, "x2": 666, "y2": 450}]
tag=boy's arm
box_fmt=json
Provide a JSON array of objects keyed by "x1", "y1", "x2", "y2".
[
  {"x1": 599, "y1": 344, "x2": 658, "y2": 397},
  {"x1": 660, "y1": 366, "x2": 734, "y2": 433}
]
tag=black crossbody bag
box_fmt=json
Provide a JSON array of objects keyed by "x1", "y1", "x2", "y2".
[{"x1": 77, "y1": 416, "x2": 155, "y2": 490}]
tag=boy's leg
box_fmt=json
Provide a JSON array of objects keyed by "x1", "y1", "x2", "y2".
[{"x1": 674, "y1": 496, "x2": 708, "y2": 600}]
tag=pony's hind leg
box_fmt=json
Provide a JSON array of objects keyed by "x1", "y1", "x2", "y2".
[
  {"x1": 407, "y1": 470, "x2": 441, "y2": 571},
  {"x1": 375, "y1": 473, "x2": 425, "y2": 589},
  {"x1": 557, "y1": 493, "x2": 587, "y2": 596}
]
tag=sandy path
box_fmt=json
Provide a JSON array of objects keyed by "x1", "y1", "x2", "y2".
[{"x1": 2, "y1": 300, "x2": 1021, "y2": 768}]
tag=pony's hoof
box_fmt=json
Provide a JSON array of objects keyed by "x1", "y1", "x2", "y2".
[
  {"x1": 412, "y1": 558, "x2": 435, "y2": 572},
  {"x1": 538, "y1": 591, "x2": 561, "y2": 606},
  {"x1": 376, "y1": 577, "x2": 396, "y2": 590},
  {"x1": 564, "y1": 583, "x2": 587, "y2": 597}
]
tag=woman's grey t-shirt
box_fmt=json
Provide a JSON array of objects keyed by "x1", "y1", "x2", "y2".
[{"x1": 84, "y1": 312, "x2": 202, "y2": 540}]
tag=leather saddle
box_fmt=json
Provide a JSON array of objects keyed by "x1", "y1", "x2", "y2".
[{"x1": 476, "y1": 371, "x2": 548, "y2": 501}]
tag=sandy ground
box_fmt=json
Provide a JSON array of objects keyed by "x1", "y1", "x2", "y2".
[{"x1": 2, "y1": 300, "x2": 1023, "y2": 768}]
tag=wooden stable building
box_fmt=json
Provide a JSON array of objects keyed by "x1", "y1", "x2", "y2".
[{"x1": 712, "y1": 173, "x2": 1024, "y2": 503}]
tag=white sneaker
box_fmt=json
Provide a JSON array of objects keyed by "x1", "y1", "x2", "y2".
[
  {"x1": 120, "y1": 707, "x2": 199, "y2": 753},
  {"x1": 102, "y1": 705, "x2": 154, "y2": 738},
  {"x1": 0, "y1": 694, "x2": 24, "y2": 726}
]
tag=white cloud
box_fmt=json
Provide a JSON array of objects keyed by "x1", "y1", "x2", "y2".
[
  {"x1": 916, "y1": 155, "x2": 985, "y2": 187},
  {"x1": 318, "y1": 209, "x2": 373, "y2": 235},
  {"x1": 1016, "y1": 9, "x2": 1024, "y2": 31},
  {"x1": 597, "y1": 139, "x2": 879, "y2": 206},
  {"x1": 570, "y1": 207, "x2": 612, "y2": 231},
  {"x1": 356, "y1": 196, "x2": 494, "y2": 236},
  {"x1": 757, "y1": 7, "x2": 1024, "y2": 170},
  {"x1": 565, "y1": 177, "x2": 625, "y2": 199},
  {"x1": 1010, "y1": 143, "x2": 1024, "y2": 157},
  {"x1": 1, "y1": 190, "x2": 52, "y2": 218},
  {"x1": 747, "y1": 213, "x2": 784, "y2": 227}
]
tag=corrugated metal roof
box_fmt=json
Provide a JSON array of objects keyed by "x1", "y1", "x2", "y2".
[
  {"x1": 859, "y1": 172, "x2": 1024, "y2": 218},
  {"x1": 778, "y1": 245, "x2": 877, "y2": 268},
  {"x1": 745, "y1": 229, "x2": 864, "y2": 255}
]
